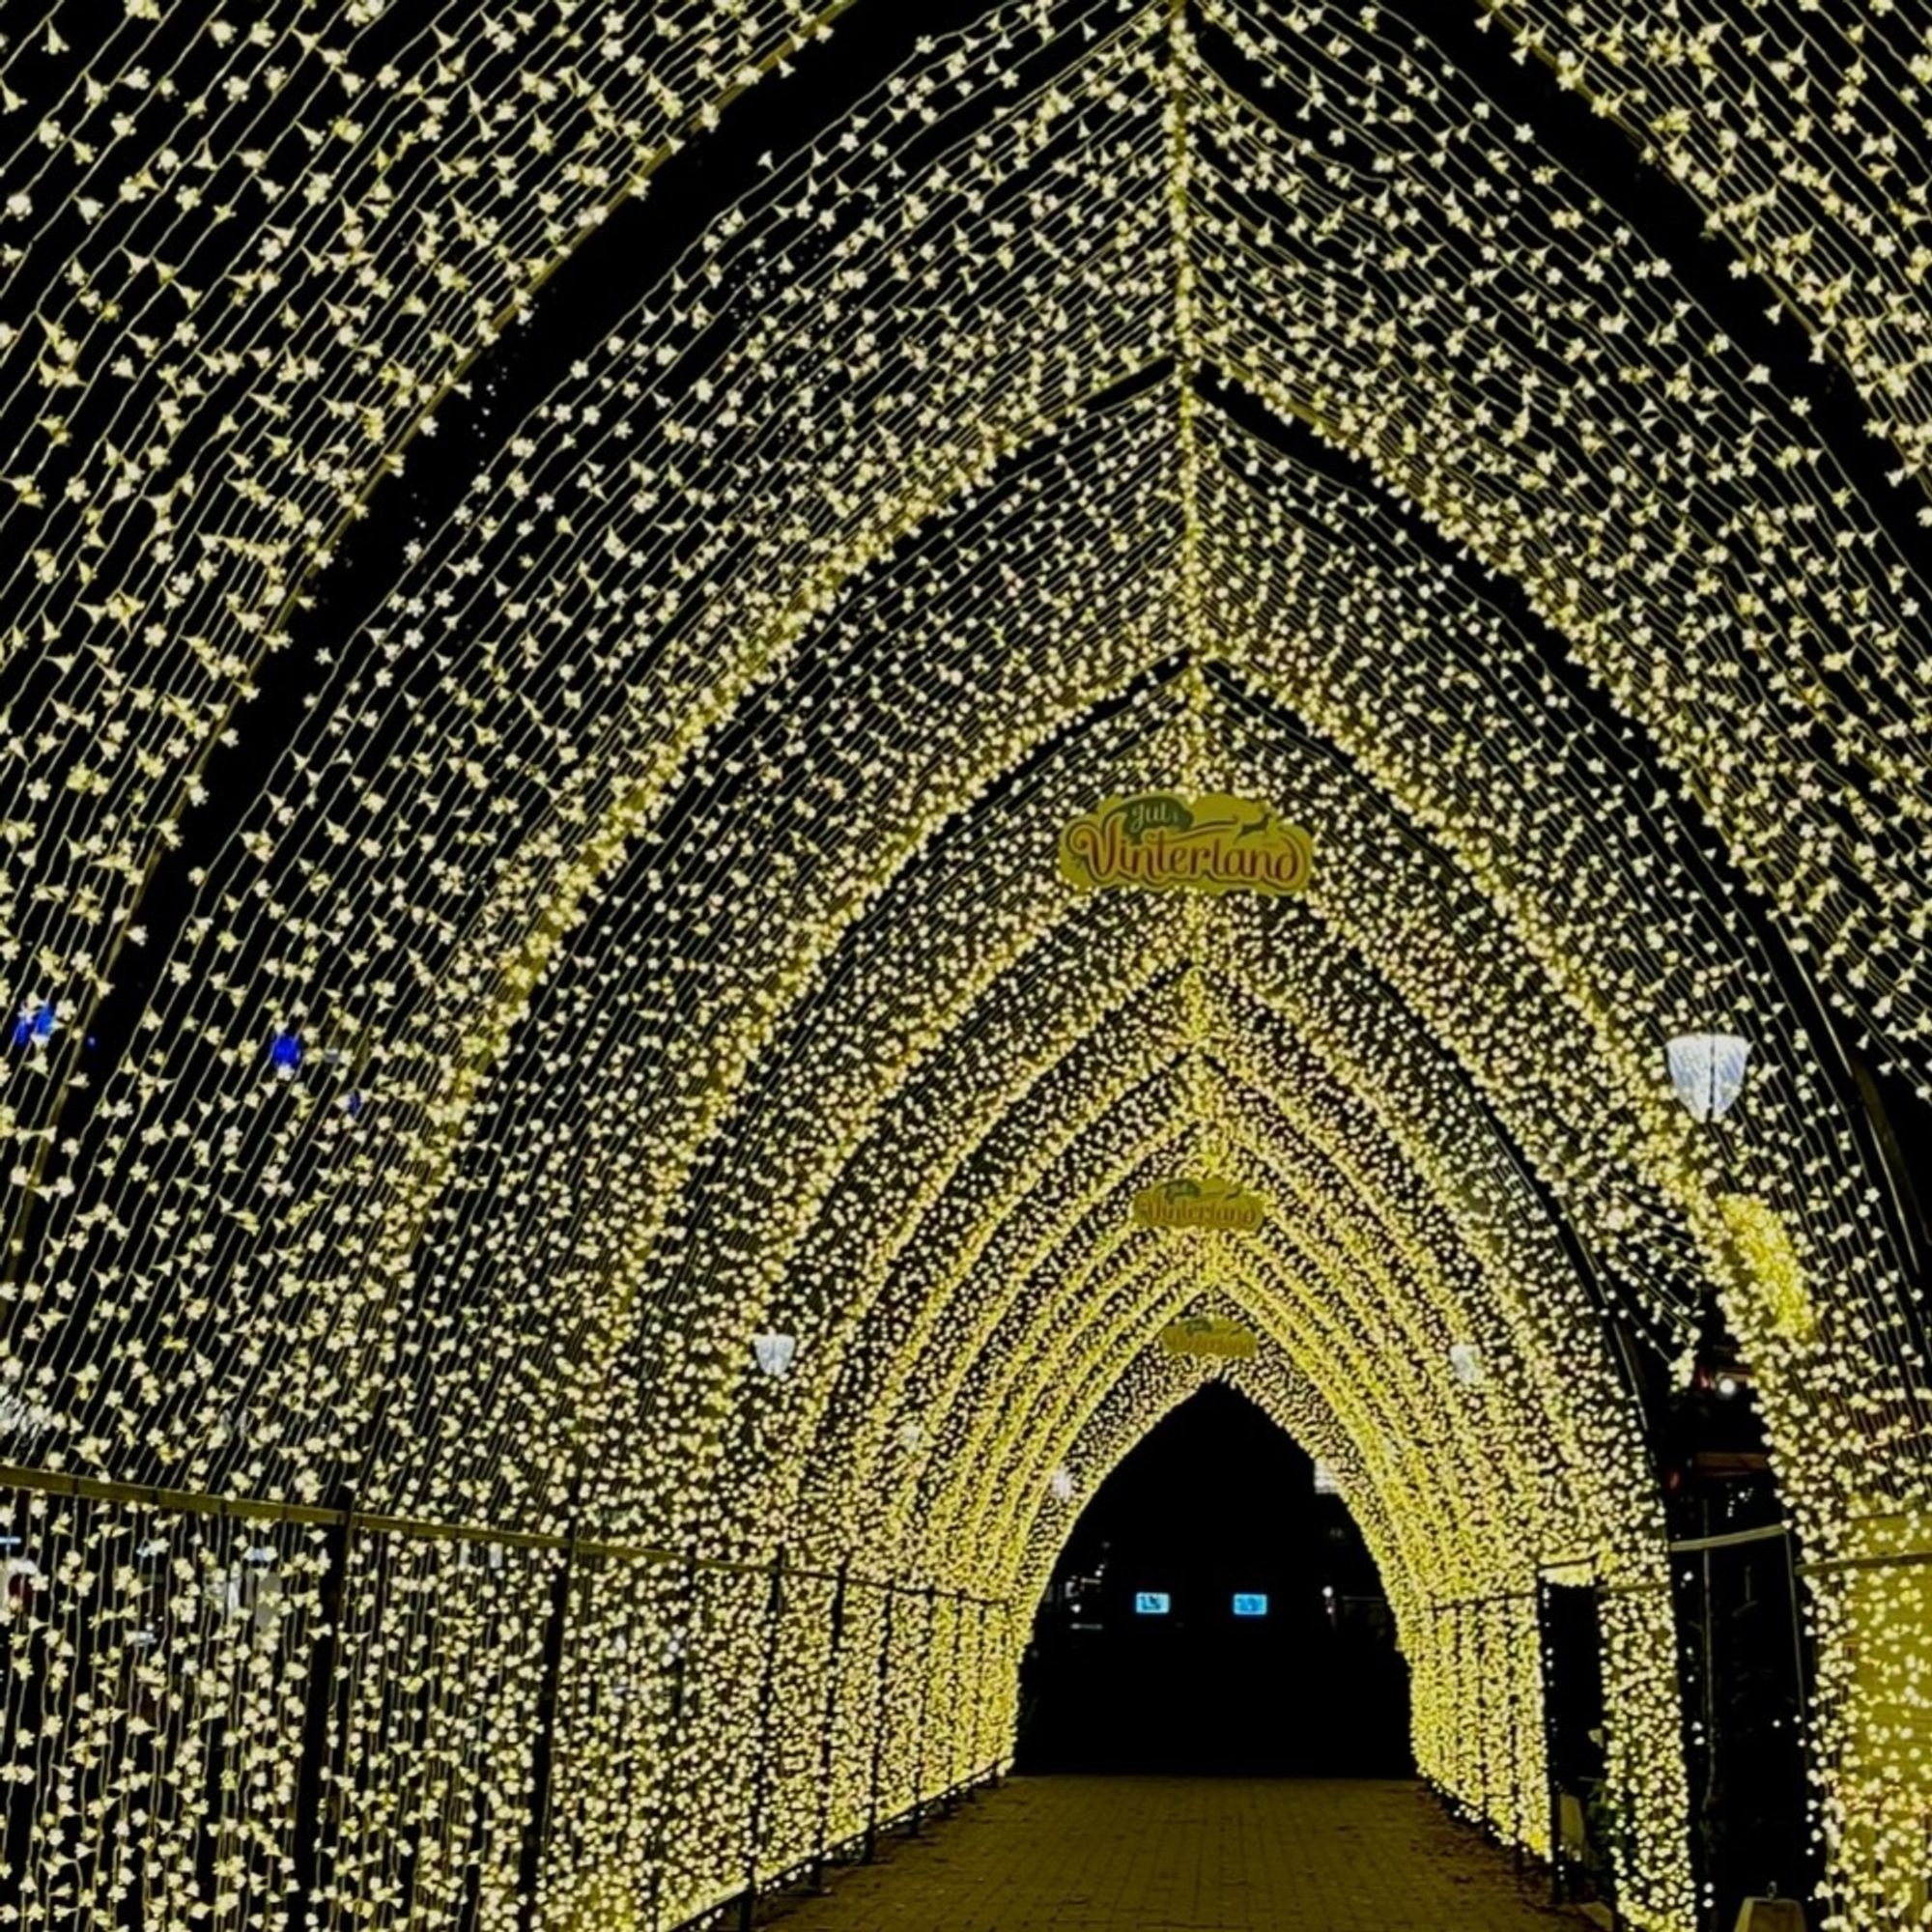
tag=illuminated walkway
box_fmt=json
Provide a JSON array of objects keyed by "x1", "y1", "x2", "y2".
[{"x1": 767, "y1": 1777, "x2": 1561, "y2": 1931}]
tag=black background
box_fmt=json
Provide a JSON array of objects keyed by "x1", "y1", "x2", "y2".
[{"x1": 1015, "y1": 1382, "x2": 1408, "y2": 1776}]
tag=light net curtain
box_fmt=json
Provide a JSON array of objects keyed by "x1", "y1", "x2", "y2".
[{"x1": 0, "y1": 2, "x2": 1928, "y2": 1927}]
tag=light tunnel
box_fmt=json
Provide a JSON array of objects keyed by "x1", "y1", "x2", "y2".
[{"x1": 0, "y1": 1, "x2": 1929, "y2": 1928}]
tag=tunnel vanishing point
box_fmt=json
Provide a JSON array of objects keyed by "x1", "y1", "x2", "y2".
[{"x1": 0, "y1": 2, "x2": 1930, "y2": 1928}]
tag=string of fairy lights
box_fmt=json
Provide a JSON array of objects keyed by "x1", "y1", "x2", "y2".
[
  {"x1": 1, "y1": 0, "x2": 1929, "y2": 1926},
  {"x1": 1482, "y1": 0, "x2": 1932, "y2": 488}
]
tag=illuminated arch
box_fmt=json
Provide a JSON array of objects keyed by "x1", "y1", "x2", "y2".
[{"x1": 1, "y1": 3, "x2": 1927, "y2": 1929}]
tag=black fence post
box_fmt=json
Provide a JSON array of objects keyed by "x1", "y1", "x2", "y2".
[
  {"x1": 288, "y1": 1497, "x2": 356, "y2": 1932},
  {"x1": 809, "y1": 1559, "x2": 850, "y2": 1891},
  {"x1": 1535, "y1": 1577, "x2": 1565, "y2": 1907},
  {"x1": 738, "y1": 1546, "x2": 788, "y2": 1932},
  {"x1": 646, "y1": 1549, "x2": 703, "y2": 1932},
  {"x1": 987, "y1": 1602, "x2": 1007, "y2": 1789},
  {"x1": 1512, "y1": 1602, "x2": 1527, "y2": 1879},
  {"x1": 517, "y1": 1532, "x2": 577, "y2": 1932},
  {"x1": 942, "y1": 1592, "x2": 966, "y2": 1812},
  {"x1": 968, "y1": 1598, "x2": 990, "y2": 1790},
  {"x1": 908, "y1": 1586, "x2": 937, "y2": 1837},
  {"x1": 863, "y1": 1581, "x2": 895, "y2": 1862},
  {"x1": 1467, "y1": 1602, "x2": 1492, "y2": 1834}
]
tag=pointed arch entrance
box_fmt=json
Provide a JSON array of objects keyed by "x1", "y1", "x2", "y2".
[{"x1": 1017, "y1": 1381, "x2": 1407, "y2": 1776}]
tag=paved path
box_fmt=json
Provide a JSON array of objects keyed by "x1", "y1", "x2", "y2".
[{"x1": 764, "y1": 1777, "x2": 1569, "y2": 1930}]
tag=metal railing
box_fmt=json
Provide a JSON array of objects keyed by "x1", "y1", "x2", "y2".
[{"x1": 0, "y1": 1461, "x2": 1013, "y2": 1932}]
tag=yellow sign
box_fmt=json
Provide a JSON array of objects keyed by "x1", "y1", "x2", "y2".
[
  {"x1": 1059, "y1": 792, "x2": 1314, "y2": 896},
  {"x1": 1132, "y1": 1175, "x2": 1269, "y2": 1232},
  {"x1": 1161, "y1": 1316, "x2": 1259, "y2": 1360}
]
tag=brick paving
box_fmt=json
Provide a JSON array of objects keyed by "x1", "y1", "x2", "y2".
[{"x1": 763, "y1": 1776, "x2": 1570, "y2": 1930}]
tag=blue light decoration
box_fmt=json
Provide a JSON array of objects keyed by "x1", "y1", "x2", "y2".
[
  {"x1": 269, "y1": 1028, "x2": 302, "y2": 1076},
  {"x1": 1133, "y1": 1591, "x2": 1171, "y2": 1615},
  {"x1": 11, "y1": 996, "x2": 55, "y2": 1049},
  {"x1": 1232, "y1": 1593, "x2": 1270, "y2": 1618}
]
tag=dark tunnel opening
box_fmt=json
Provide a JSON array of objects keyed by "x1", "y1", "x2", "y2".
[{"x1": 1014, "y1": 1383, "x2": 1409, "y2": 1777}]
